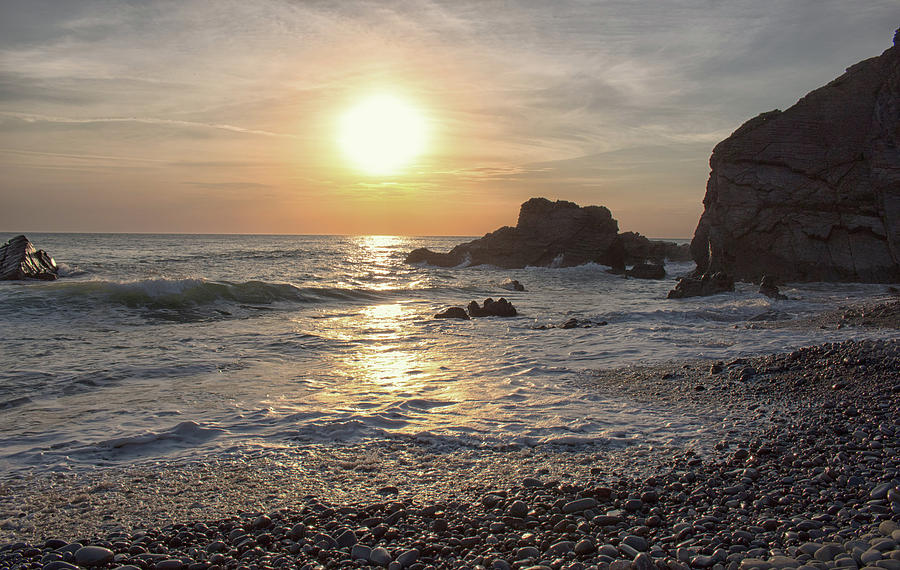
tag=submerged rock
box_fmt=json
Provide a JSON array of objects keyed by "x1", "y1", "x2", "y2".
[
  {"x1": 667, "y1": 272, "x2": 735, "y2": 299},
  {"x1": 690, "y1": 30, "x2": 900, "y2": 283},
  {"x1": 406, "y1": 198, "x2": 687, "y2": 270},
  {"x1": 0, "y1": 235, "x2": 59, "y2": 281}
]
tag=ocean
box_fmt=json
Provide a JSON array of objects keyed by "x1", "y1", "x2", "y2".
[{"x1": 0, "y1": 233, "x2": 894, "y2": 477}]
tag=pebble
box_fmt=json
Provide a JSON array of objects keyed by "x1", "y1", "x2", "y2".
[
  {"x1": 369, "y1": 546, "x2": 392, "y2": 566},
  {"x1": 73, "y1": 546, "x2": 114, "y2": 567}
]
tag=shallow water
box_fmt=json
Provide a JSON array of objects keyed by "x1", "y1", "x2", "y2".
[{"x1": 0, "y1": 233, "x2": 895, "y2": 475}]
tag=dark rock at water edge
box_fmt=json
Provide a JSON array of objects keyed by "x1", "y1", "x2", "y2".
[
  {"x1": 467, "y1": 297, "x2": 517, "y2": 317},
  {"x1": 759, "y1": 275, "x2": 788, "y2": 300},
  {"x1": 407, "y1": 198, "x2": 689, "y2": 269},
  {"x1": 667, "y1": 271, "x2": 735, "y2": 299},
  {"x1": 690, "y1": 31, "x2": 900, "y2": 283},
  {"x1": 626, "y1": 262, "x2": 666, "y2": 280},
  {"x1": 433, "y1": 307, "x2": 470, "y2": 320},
  {"x1": 0, "y1": 235, "x2": 58, "y2": 281}
]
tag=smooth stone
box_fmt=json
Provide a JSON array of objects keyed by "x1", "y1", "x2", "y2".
[
  {"x1": 507, "y1": 500, "x2": 529, "y2": 518},
  {"x1": 815, "y1": 545, "x2": 845, "y2": 562},
  {"x1": 574, "y1": 539, "x2": 595, "y2": 555},
  {"x1": 155, "y1": 560, "x2": 184, "y2": 570},
  {"x1": 74, "y1": 546, "x2": 115, "y2": 567},
  {"x1": 768, "y1": 556, "x2": 801, "y2": 569},
  {"x1": 493, "y1": 560, "x2": 512, "y2": 570},
  {"x1": 396, "y1": 549, "x2": 419, "y2": 567},
  {"x1": 335, "y1": 529, "x2": 358, "y2": 548},
  {"x1": 562, "y1": 498, "x2": 598, "y2": 514},
  {"x1": 873, "y1": 484, "x2": 894, "y2": 500},
  {"x1": 516, "y1": 546, "x2": 541, "y2": 560},
  {"x1": 624, "y1": 499, "x2": 643, "y2": 511},
  {"x1": 880, "y1": 521, "x2": 899, "y2": 536},
  {"x1": 548, "y1": 541, "x2": 574, "y2": 556},
  {"x1": 875, "y1": 560, "x2": 900, "y2": 570},
  {"x1": 740, "y1": 559, "x2": 772, "y2": 570},
  {"x1": 622, "y1": 535, "x2": 649, "y2": 552},
  {"x1": 42, "y1": 563, "x2": 79, "y2": 570},
  {"x1": 598, "y1": 544, "x2": 619, "y2": 558},
  {"x1": 862, "y1": 550, "x2": 884, "y2": 564},
  {"x1": 633, "y1": 552, "x2": 654, "y2": 570},
  {"x1": 351, "y1": 545, "x2": 372, "y2": 561},
  {"x1": 370, "y1": 547, "x2": 392, "y2": 566},
  {"x1": 619, "y1": 544, "x2": 639, "y2": 558},
  {"x1": 871, "y1": 539, "x2": 897, "y2": 552}
]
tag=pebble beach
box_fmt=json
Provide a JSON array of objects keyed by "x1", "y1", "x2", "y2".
[{"x1": 1, "y1": 302, "x2": 898, "y2": 570}]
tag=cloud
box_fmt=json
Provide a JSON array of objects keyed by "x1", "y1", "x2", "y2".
[
  {"x1": 185, "y1": 181, "x2": 272, "y2": 190},
  {"x1": 0, "y1": 111, "x2": 300, "y2": 138}
]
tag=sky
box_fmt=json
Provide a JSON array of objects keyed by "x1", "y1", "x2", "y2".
[{"x1": 1, "y1": 1, "x2": 898, "y2": 237}]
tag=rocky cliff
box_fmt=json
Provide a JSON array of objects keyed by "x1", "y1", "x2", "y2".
[
  {"x1": 407, "y1": 198, "x2": 689, "y2": 269},
  {"x1": 691, "y1": 31, "x2": 900, "y2": 283}
]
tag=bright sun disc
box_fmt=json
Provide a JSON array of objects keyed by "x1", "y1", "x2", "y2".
[{"x1": 339, "y1": 94, "x2": 426, "y2": 175}]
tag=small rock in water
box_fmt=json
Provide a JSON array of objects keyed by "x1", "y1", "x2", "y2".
[
  {"x1": 500, "y1": 278, "x2": 526, "y2": 291},
  {"x1": 434, "y1": 306, "x2": 470, "y2": 320}
]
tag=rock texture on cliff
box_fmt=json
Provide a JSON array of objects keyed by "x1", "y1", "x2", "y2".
[
  {"x1": 0, "y1": 235, "x2": 59, "y2": 281},
  {"x1": 691, "y1": 31, "x2": 900, "y2": 283},
  {"x1": 407, "y1": 198, "x2": 688, "y2": 270}
]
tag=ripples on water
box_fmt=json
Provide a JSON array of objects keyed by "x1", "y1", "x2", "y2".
[{"x1": 0, "y1": 233, "x2": 894, "y2": 474}]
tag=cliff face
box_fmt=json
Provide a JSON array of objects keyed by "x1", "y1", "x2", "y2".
[{"x1": 691, "y1": 32, "x2": 900, "y2": 283}]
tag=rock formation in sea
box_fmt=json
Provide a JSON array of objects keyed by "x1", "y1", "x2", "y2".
[
  {"x1": 0, "y1": 235, "x2": 59, "y2": 281},
  {"x1": 433, "y1": 298, "x2": 518, "y2": 319},
  {"x1": 690, "y1": 30, "x2": 900, "y2": 283},
  {"x1": 407, "y1": 198, "x2": 689, "y2": 270},
  {"x1": 666, "y1": 271, "x2": 735, "y2": 299}
]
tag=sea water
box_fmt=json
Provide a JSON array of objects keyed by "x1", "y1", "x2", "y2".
[{"x1": 0, "y1": 233, "x2": 894, "y2": 475}]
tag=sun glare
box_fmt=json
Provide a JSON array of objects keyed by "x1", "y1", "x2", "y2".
[{"x1": 338, "y1": 94, "x2": 427, "y2": 175}]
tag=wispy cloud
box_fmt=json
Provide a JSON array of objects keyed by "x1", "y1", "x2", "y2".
[{"x1": 0, "y1": 111, "x2": 299, "y2": 138}]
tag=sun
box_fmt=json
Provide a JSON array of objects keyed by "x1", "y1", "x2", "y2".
[{"x1": 338, "y1": 94, "x2": 427, "y2": 175}]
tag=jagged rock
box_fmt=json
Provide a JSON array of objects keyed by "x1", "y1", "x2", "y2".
[
  {"x1": 667, "y1": 272, "x2": 735, "y2": 299},
  {"x1": 626, "y1": 263, "x2": 666, "y2": 280},
  {"x1": 619, "y1": 232, "x2": 691, "y2": 263},
  {"x1": 434, "y1": 307, "x2": 470, "y2": 320},
  {"x1": 0, "y1": 235, "x2": 59, "y2": 281},
  {"x1": 759, "y1": 275, "x2": 788, "y2": 300},
  {"x1": 467, "y1": 298, "x2": 517, "y2": 317},
  {"x1": 690, "y1": 31, "x2": 900, "y2": 283},
  {"x1": 500, "y1": 278, "x2": 525, "y2": 291},
  {"x1": 406, "y1": 198, "x2": 686, "y2": 270}
]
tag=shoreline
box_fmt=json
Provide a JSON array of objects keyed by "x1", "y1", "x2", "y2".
[{"x1": 1, "y1": 326, "x2": 898, "y2": 568}]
